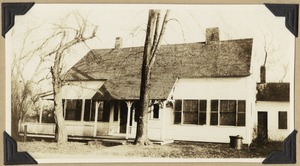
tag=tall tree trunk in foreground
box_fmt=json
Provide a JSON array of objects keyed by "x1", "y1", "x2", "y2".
[
  {"x1": 50, "y1": 18, "x2": 97, "y2": 144},
  {"x1": 134, "y1": 9, "x2": 169, "y2": 145},
  {"x1": 51, "y1": 48, "x2": 67, "y2": 143}
]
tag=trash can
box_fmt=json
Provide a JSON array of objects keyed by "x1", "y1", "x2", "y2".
[{"x1": 229, "y1": 135, "x2": 243, "y2": 150}]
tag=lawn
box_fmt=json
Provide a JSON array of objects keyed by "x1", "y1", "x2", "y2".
[{"x1": 17, "y1": 139, "x2": 283, "y2": 159}]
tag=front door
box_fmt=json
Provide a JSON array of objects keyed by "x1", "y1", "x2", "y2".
[
  {"x1": 119, "y1": 102, "x2": 127, "y2": 133},
  {"x1": 257, "y1": 112, "x2": 268, "y2": 140}
]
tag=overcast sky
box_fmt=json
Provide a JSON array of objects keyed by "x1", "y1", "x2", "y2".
[{"x1": 10, "y1": 4, "x2": 295, "y2": 89}]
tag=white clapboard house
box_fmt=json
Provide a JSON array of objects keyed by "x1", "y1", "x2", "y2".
[
  {"x1": 19, "y1": 27, "x2": 292, "y2": 145},
  {"x1": 255, "y1": 81, "x2": 291, "y2": 141}
]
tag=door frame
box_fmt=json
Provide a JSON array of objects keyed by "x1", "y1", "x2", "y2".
[{"x1": 257, "y1": 111, "x2": 268, "y2": 140}]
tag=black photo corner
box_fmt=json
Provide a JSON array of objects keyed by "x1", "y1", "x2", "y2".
[{"x1": 1, "y1": 2, "x2": 299, "y2": 165}]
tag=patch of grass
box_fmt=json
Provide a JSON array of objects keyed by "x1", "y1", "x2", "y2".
[
  {"x1": 18, "y1": 140, "x2": 107, "y2": 154},
  {"x1": 249, "y1": 140, "x2": 283, "y2": 157},
  {"x1": 18, "y1": 140, "x2": 283, "y2": 158}
]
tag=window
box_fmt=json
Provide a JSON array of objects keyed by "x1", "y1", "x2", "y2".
[
  {"x1": 65, "y1": 100, "x2": 82, "y2": 121},
  {"x1": 220, "y1": 100, "x2": 236, "y2": 126},
  {"x1": 237, "y1": 101, "x2": 246, "y2": 126},
  {"x1": 183, "y1": 100, "x2": 198, "y2": 124},
  {"x1": 113, "y1": 102, "x2": 119, "y2": 121},
  {"x1": 210, "y1": 100, "x2": 218, "y2": 125},
  {"x1": 174, "y1": 100, "x2": 182, "y2": 124},
  {"x1": 278, "y1": 111, "x2": 287, "y2": 129},
  {"x1": 79, "y1": 100, "x2": 110, "y2": 122},
  {"x1": 84, "y1": 100, "x2": 92, "y2": 121},
  {"x1": 98, "y1": 101, "x2": 110, "y2": 122},
  {"x1": 210, "y1": 100, "x2": 246, "y2": 126},
  {"x1": 174, "y1": 100, "x2": 207, "y2": 125},
  {"x1": 199, "y1": 100, "x2": 207, "y2": 125},
  {"x1": 150, "y1": 104, "x2": 160, "y2": 119}
]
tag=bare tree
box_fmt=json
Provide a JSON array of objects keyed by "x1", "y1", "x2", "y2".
[
  {"x1": 260, "y1": 33, "x2": 278, "y2": 83},
  {"x1": 279, "y1": 61, "x2": 290, "y2": 82},
  {"x1": 134, "y1": 9, "x2": 170, "y2": 145},
  {"x1": 11, "y1": 26, "x2": 52, "y2": 140},
  {"x1": 11, "y1": 12, "x2": 98, "y2": 144},
  {"x1": 48, "y1": 13, "x2": 98, "y2": 144}
]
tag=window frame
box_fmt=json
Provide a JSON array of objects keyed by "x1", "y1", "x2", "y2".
[
  {"x1": 174, "y1": 99, "x2": 207, "y2": 125},
  {"x1": 278, "y1": 111, "x2": 288, "y2": 129},
  {"x1": 150, "y1": 103, "x2": 160, "y2": 119},
  {"x1": 210, "y1": 99, "x2": 246, "y2": 127},
  {"x1": 64, "y1": 99, "x2": 82, "y2": 121}
]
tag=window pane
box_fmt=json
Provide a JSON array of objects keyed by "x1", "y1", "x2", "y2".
[
  {"x1": 220, "y1": 100, "x2": 236, "y2": 112},
  {"x1": 113, "y1": 102, "x2": 118, "y2": 121},
  {"x1": 175, "y1": 100, "x2": 182, "y2": 112},
  {"x1": 84, "y1": 100, "x2": 92, "y2": 121},
  {"x1": 200, "y1": 100, "x2": 207, "y2": 112},
  {"x1": 174, "y1": 112, "x2": 181, "y2": 124},
  {"x1": 97, "y1": 101, "x2": 104, "y2": 121},
  {"x1": 220, "y1": 113, "x2": 236, "y2": 125},
  {"x1": 90, "y1": 101, "x2": 96, "y2": 121},
  {"x1": 278, "y1": 112, "x2": 287, "y2": 129},
  {"x1": 210, "y1": 113, "x2": 218, "y2": 125},
  {"x1": 183, "y1": 100, "x2": 198, "y2": 112},
  {"x1": 237, "y1": 113, "x2": 245, "y2": 126},
  {"x1": 62, "y1": 99, "x2": 65, "y2": 117},
  {"x1": 211, "y1": 100, "x2": 219, "y2": 111},
  {"x1": 153, "y1": 104, "x2": 159, "y2": 119},
  {"x1": 220, "y1": 100, "x2": 236, "y2": 126},
  {"x1": 238, "y1": 100, "x2": 246, "y2": 112},
  {"x1": 65, "y1": 100, "x2": 82, "y2": 121},
  {"x1": 183, "y1": 112, "x2": 198, "y2": 124},
  {"x1": 199, "y1": 113, "x2": 206, "y2": 125},
  {"x1": 102, "y1": 101, "x2": 110, "y2": 122}
]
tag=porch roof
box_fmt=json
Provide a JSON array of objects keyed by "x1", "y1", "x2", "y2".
[
  {"x1": 41, "y1": 81, "x2": 105, "y2": 100},
  {"x1": 63, "y1": 38, "x2": 253, "y2": 100}
]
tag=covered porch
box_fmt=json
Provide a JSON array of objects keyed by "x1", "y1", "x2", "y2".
[
  {"x1": 19, "y1": 80, "x2": 171, "y2": 143},
  {"x1": 19, "y1": 99, "x2": 170, "y2": 142}
]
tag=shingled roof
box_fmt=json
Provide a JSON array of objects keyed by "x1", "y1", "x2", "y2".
[
  {"x1": 256, "y1": 83, "x2": 290, "y2": 101},
  {"x1": 63, "y1": 38, "x2": 253, "y2": 100}
]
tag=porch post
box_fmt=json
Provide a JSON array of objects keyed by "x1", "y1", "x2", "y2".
[
  {"x1": 63, "y1": 99, "x2": 67, "y2": 119},
  {"x1": 39, "y1": 101, "x2": 43, "y2": 124},
  {"x1": 161, "y1": 101, "x2": 166, "y2": 141},
  {"x1": 117, "y1": 101, "x2": 120, "y2": 133},
  {"x1": 93, "y1": 101, "x2": 100, "y2": 137},
  {"x1": 125, "y1": 101, "x2": 133, "y2": 139},
  {"x1": 81, "y1": 99, "x2": 85, "y2": 121},
  {"x1": 131, "y1": 109, "x2": 135, "y2": 128},
  {"x1": 109, "y1": 101, "x2": 114, "y2": 134}
]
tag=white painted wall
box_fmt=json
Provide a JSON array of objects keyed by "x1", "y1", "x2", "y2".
[
  {"x1": 130, "y1": 77, "x2": 256, "y2": 144},
  {"x1": 168, "y1": 77, "x2": 255, "y2": 144},
  {"x1": 255, "y1": 101, "x2": 291, "y2": 141},
  {"x1": 172, "y1": 78, "x2": 248, "y2": 99}
]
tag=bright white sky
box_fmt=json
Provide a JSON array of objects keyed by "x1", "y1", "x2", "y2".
[{"x1": 10, "y1": 4, "x2": 295, "y2": 91}]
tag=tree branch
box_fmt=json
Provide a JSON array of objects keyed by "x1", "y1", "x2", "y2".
[{"x1": 149, "y1": 10, "x2": 170, "y2": 69}]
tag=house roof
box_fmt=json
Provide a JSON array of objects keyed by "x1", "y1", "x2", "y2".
[
  {"x1": 63, "y1": 38, "x2": 253, "y2": 100},
  {"x1": 256, "y1": 83, "x2": 290, "y2": 102}
]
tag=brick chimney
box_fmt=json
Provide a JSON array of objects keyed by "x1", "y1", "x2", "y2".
[
  {"x1": 260, "y1": 65, "x2": 266, "y2": 83},
  {"x1": 206, "y1": 27, "x2": 219, "y2": 43},
  {"x1": 115, "y1": 37, "x2": 122, "y2": 49}
]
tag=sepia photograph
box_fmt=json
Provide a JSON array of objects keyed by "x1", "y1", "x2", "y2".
[{"x1": 4, "y1": 3, "x2": 295, "y2": 163}]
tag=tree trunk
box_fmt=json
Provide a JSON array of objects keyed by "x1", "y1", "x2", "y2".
[
  {"x1": 134, "y1": 10, "x2": 156, "y2": 145},
  {"x1": 51, "y1": 50, "x2": 68, "y2": 144},
  {"x1": 134, "y1": 10, "x2": 169, "y2": 145},
  {"x1": 53, "y1": 89, "x2": 68, "y2": 143}
]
